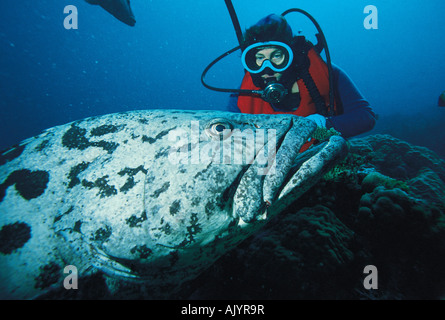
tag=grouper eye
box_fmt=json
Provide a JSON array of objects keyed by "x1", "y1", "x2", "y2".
[{"x1": 206, "y1": 119, "x2": 234, "y2": 140}]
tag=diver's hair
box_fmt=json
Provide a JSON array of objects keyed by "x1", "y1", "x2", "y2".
[{"x1": 242, "y1": 15, "x2": 294, "y2": 48}]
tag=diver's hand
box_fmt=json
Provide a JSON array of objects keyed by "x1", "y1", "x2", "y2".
[{"x1": 305, "y1": 114, "x2": 326, "y2": 128}]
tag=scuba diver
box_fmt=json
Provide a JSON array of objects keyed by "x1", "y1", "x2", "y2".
[
  {"x1": 227, "y1": 14, "x2": 376, "y2": 139},
  {"x1": 202, "y1": 6, "x2": 376, "y2": 151}
]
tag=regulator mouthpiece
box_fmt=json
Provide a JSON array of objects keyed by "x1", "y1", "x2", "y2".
[{"x1": 261, "y1": 81, "x2": 288, "y2": 104}]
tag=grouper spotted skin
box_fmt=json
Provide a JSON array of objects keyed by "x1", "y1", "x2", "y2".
[{"x1": 0, "y1": 109, "x2": 348, "y2": 299}]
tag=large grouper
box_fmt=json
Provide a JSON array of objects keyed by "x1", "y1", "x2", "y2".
[{"x1": 0, "y1": 109, "x2": 348, "y2": 299}]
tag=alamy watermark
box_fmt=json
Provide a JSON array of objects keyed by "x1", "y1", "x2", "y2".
[
  {"x1": 61, "y1": 263, "x2": 378, "y2": 292},
  {"x1": 363, "y1": 265, "x2": 378, "y2": 289},
  {"x1": 63, "y1": 265, "x2": 78, "y2": 290},
  {"x1": 63, "y1": 5, "x2": 78, "y2": 30},
  {"x1": 64, "y1": 5, "x2": 378, "y2": 30},
  {"x1": 167, "y1": 121, "x2": 277, "y2": 175},
  {"x1": 364, "y1": 5, "x2": 378, "y2": 30}
]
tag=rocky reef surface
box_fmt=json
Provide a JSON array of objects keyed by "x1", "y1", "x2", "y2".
[{"x1": 182, "y1": 134, "x2": 445, "y2": 300}]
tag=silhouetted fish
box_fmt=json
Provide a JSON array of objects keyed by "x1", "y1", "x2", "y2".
[{"x1": 85, "y1": 0, "x2": 136, "y2": 26}]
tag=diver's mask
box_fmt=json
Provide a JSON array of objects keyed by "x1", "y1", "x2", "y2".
[
  {"x1": 241, "y1": 41, "x2": 293, "y2": 104},
  {"x1": 201, "y1": 41, "x2": 294, "y2": 104},
  {"x1": 241, "y1": 41, "x2": 294, "y2": 74}
]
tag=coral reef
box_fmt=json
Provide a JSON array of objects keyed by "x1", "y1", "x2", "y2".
[
  {"x1": 361, "y1": 172, "x2": 409, "y2": 193},
  {"x1": 183, "y1": 134, "x2": 445, "y2": 300},
  {"x1": 185, "y1": 205, "x2": 357, "y2": 299}
]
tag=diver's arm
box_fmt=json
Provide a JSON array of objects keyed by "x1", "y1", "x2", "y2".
[{"x1": 326, "y1": 65, "x2": 376, "y2": 138}]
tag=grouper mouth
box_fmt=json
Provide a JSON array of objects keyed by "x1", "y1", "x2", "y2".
[{"x1": 229, "y1": 116, "x2": 318, "y2": 224}]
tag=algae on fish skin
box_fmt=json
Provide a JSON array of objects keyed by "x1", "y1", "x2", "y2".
[
  {"x1": 308, "y1": 127, "x2": 356, "y2": 183},
  {"x1": 311, "y1": 127, "x2": 341, "y2": 141}
]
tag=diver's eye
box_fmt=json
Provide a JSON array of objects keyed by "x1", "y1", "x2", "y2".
[
  {"x1": 271, "y1": 51, "x2": 285, "y2": 66},
  {"x1": 255, "y1": 54, "x2": 266, "y2": 67},
  {"x1": 206, "y1": 119, "x2": 234, "y2": 140}
]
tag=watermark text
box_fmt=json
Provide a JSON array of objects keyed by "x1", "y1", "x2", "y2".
[{"x1": 64, "y1": 5, "x2": 78, "y2": 30}]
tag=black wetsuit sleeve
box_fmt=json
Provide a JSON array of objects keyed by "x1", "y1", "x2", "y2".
[{"x1": 327, "y1": 64, "x2": 377, "y2": 138}]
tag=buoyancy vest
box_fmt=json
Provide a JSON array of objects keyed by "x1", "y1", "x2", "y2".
[
  {"x1": 237, "y1": 48, "x2": 337, "y2": 117},
  {"x1": 237, "y1": 48, "x2": 338, "y2": 152}
]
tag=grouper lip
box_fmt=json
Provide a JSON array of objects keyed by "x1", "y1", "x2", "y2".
[
  {"x1": 226, "y1": 118, "x2": 305, "y2": 223},
  {"x1": 220, "y1": 119, "x2": 293, "y2": 212},
  {"x1": 231, "y1": 116, "x2": 317, "y2": 224}
]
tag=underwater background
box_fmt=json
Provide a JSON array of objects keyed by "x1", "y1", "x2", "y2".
[
  {"x1": 1, "y1": 0, "x2": 445, "y2": 300},
  {"x1": 0, "y1": 0, "x2": 444, "y2": 158}
]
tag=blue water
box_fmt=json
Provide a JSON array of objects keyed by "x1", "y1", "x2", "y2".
[{"x1": 1, "y1": 0, "x2": 444, "y2": 156}]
